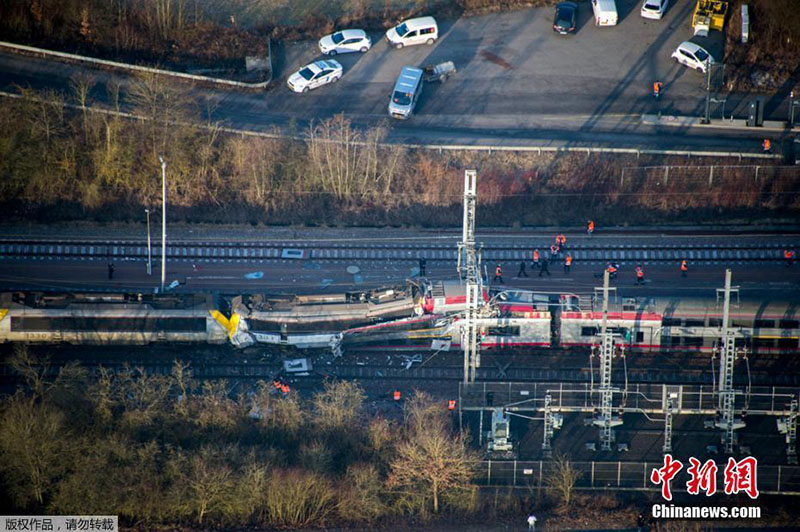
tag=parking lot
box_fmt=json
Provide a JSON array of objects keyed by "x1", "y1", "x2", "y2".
[{"x1": 260, "y1": 0, "x2": 732, "y2": 129}]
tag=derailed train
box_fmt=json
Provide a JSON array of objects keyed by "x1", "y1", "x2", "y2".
[{"x1": 1, "y1": 281, "x2": 799, "y2": 354}]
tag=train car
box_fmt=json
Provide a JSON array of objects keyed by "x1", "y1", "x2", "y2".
[
  {"x1": 558, "y1": 296, "x2": 800, "y2": 354},
  {"x1": 655, "y1": 297, "x2": 800, "y2": 354},
  {"x1": 231, "y1": 285, "x2": 419, "y2": 349},
  {"x1": 0, "y1": 292, "x2": 228, "y2": 345}
]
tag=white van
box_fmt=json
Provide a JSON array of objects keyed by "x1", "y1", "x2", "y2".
[
  {"x1": 592, "y1": 0, "x2": 618, "y2": 26},
  {"x1": 385, "y1": 16, "x2": 438, "y2": 49},
  {"x1": 388, "y1": 66, "x2": 424, "y2": 119}
]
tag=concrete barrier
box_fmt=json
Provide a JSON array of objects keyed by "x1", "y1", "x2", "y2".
[{"x1": 0, "y1": 40, "x2": 272, "y2": 89}]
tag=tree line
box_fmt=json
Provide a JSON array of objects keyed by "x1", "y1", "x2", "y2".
[
  {"x1": 0, "y1": 348, "x2": 482, "y2": 528},
  {"x1": 0, "y1": 82, "x2": 797, "y2": 228}
]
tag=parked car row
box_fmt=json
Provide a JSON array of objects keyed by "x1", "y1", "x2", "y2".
[
  {"x1": 289, "y1": 2, "x2": 715, "y2": 114},
  {"x1": 287, "y1": 16, "x2": 438, "y2": 120},
  {"x1": 551, "y1": 0, "x2": 714, "y2": 75}
]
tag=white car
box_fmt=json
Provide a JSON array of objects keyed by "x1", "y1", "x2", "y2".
[
  {"x1": 318, "y1": 29, "x2": 371, "y2": 55},
  {"x1": 287, "y1": 60, "x2": 343, "y2": 93},
  {"x1": 671, "y1": 41, "x2": 714, "y2": 73},
  {"x1": 640, "y1": 0, "x2": 669, "y2": 19}
]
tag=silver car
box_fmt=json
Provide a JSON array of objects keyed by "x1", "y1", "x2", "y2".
[{"x1": 318, "y1": 29, "x2": 371, "y2": 55}]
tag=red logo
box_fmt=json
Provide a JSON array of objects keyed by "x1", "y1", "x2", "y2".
[
  {"x1": 651, "y1": 455, "x2": 759, "y2": 500},
  {"x1": 650, "y1": 454, "x2": 683, "y2": 501},
  {"x1": 686, "y1": 457, "x2": 718, "y2": 496},
  {"x1": 723, "y1": 456, "x2": 759, "y2": 499}
]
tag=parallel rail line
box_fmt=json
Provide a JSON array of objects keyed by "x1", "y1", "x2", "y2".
[{"x1": 1, "y1": 238, "x2": 798, "y2": 264}]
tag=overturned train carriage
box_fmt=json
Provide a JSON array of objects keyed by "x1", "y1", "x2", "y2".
[{"x1": 0, "y1": 292, "x2": 228, "y2": 344}]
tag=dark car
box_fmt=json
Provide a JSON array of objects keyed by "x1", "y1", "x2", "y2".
[{"x1": 553, "y1": 1, "x2": 578, "y2": 34}]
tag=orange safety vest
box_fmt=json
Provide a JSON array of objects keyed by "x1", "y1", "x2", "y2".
[
  {"x1": 448, "y1": 400, "x2": 456, "y2": 410},
  {"x1": 680, "y1": 260, "x2": 688, "y2": 271},
  {"x1": 763, "y1": 139, "x2": 771, "y2": 150},
  {"x1": 280, "y1": 384, "x2": 290, "y2": 393},
  {"x1": 557, "y1": 234, "x2": 566, "y2": 245},
  {"x1": 551, "y1": 244, "x2": 558, "y2": 253},
  {"x1": 495, "y1": 266, "x2": 502, "y2": 276},
  {"x1": 636, "y1": 267, "x2": 644, "y2": 278},
  {"x1": 533, "y1": 250, "x2": 540, "y2": 260},
  {"x1": 588, "y1": 221, "x2": 595, "y2": 232},
  {"x1": 653, "y1": 82, "x2": 661, "y2": 93},
  {"x1": 393, "y1": 390, "x2": 401, "y2": 401},
  {"x1": 608, "y1": 265, "x2": 617, "y2": 274},
  {"x1": 786, "y1": 250, "x2": 795, "y2": 259},
  {"x1": 565, "y1": 255, "x2": 573, "y2": 266}
]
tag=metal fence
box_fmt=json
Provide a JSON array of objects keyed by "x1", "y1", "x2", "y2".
[
  {"x1": 620, "y1": 164, "x2": 800, "y2": 187},
  {"x1": 460, "y1": 382, "x2": 799, "y2": 416},
  {"x1": 478, "y1": 460, "x2": 800, "y2": 495}
]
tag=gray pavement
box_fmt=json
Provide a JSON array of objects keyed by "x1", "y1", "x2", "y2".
[{"x1": 0, "y1": 2, "x2": 796, "y2": 153}]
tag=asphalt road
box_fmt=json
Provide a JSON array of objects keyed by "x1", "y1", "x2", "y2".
[{"x1": 0, "y1": 1, "x2": 795, "y2": 152}]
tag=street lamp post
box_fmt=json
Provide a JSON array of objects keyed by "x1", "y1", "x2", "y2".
[
  {"x1": 158, "y1": 155, "x2": 167, "y2": 292},
  {"x1": 145, "y1": 208, "x2": 152, "y2": 275}
]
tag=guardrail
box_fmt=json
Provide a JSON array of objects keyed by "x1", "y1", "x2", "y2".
[
  {"x1": 478, "y1": 460, "x2": 800, "y2": 495},
  {"x1": 0, "y1": 90, "x2": 782, "y2": 161},
  {"x1": 0, "y1": 40, "x2": 272, "y2": 89}
]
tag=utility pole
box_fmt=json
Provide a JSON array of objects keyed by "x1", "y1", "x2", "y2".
[
  {"x1": 715, "y1": 269, "x2": 744, "y2": 454},
  {"x1": 158, "y1": 155, "x2": 167, "y2": 292},
  {"x1": 703, "y1": 59, "x2": 712, "y2": 124},
  {"x1": 593, "y1": 270, "x2": 622, "y2": 451},
  {"x1": 145, "y1": 208, "x2": 152, "y2": 276},
  {"x1": 459, "y1": 169, "x2": 482, "y2": 383}
]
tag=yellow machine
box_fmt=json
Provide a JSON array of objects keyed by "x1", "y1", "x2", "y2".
[{"x1": 692, "y1": 0, "x2": 728, "y2": 36}]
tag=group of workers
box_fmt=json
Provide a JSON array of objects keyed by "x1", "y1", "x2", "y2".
[{"x1": 272, "y1": 380, "x2": 291, "y2": 395}]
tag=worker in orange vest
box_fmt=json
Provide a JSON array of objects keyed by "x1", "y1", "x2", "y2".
[
  {"x1": 607, "y1": 263, "x2": 618, "y2": 279},
  {"x1": 532, "y1": 249, "x2": 541, "y2": 269},
  {"x1": 680, "y1": 259, "x2": 689, "y2": 277},
  {"x1": 564, "y1": 253, "x2": 573, "y2": 274},
  {"x1": 635, "y1": 264, "x2": 645, "y2": 285},
  {"x1": 785, "y1": 249, "x2": 796, "y2": 267},
  {"x1": 763, "y1": 138, "x2": 771, "y2": 153},
  {"x1": 448, "y1": 400, "x2": 456, "y2": 410},
  {"x1": 587, "y1": 220, "x2": 595, "y2": 236},
  {"x1": 653, "y1": 81, "x2": 662, "y2": 99},
  {"x1": 493, "y1": 264, "x2": 504, "y2": 284},
  {"x1": 280, "y1": 384, "x2": 290, "y2": 394}
]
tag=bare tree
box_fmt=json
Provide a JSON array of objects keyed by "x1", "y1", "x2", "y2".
[
  {"x1": 0, "y1": 393, "x2": 65, "y2": 506},
  {"x1": 387, "y1": 391, "x2": 479, "y2": 515},
  {"x1": 305, "y1": 115, "x2": 404, "y2": 200},
  {"x1": 168, "y1": 445, "x2": 237, "y2": 525},
  {"x1": 546, "y1": 453, "x2": 581, "y2": 509},
  {"x1": 69, "y1": 73, "x2": 95, "y2": 142},
  {"x1": 311, "y1": 379, "x2": 365, "y2": 431}
]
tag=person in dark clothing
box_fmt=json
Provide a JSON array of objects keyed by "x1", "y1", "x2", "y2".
[
  {"x1": 539, "y1": 260, "x2": 551, "y2": 277},
  {"x1": 108, "y1": 262, "x2": 115, "y2": 280},
  {"x1": 517, "y1": 261, "x2": 528, "y2": 277},
  {"x1": 418, "y1": 258, "x2": 426, "y2": 276}
]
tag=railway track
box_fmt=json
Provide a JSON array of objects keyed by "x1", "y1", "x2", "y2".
[
  {"x1": 1, "y1": 237, "x2": 799, "y2": 264},
  {"x1": 2, "y1": 350, "x2": 797, "y2": 387}
]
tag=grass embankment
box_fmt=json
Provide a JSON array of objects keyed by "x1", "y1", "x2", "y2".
[
  {"x1": 0, "y1": 88, "x2": 797, "y2": 228},
  {"x1": 723, "y1": 0, "x2": 800, "y2": 92}
]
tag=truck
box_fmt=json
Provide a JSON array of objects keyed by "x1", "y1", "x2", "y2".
[{"x1": 692, "y1": 0, "x2": 728, "y2": 37}]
